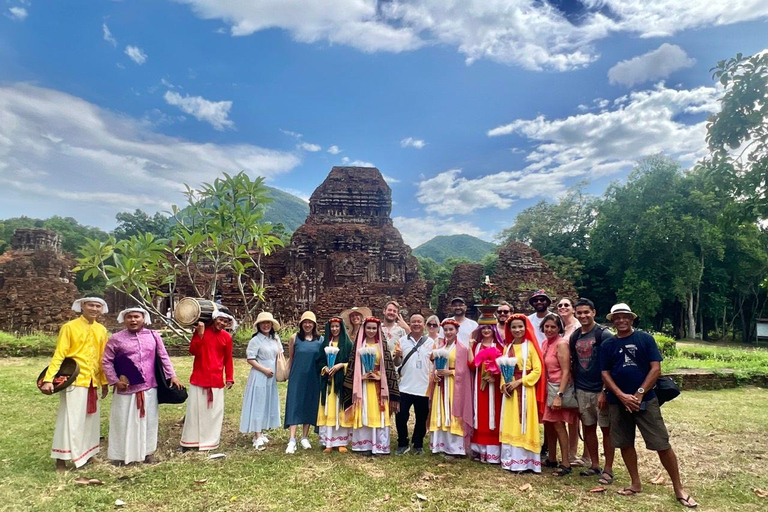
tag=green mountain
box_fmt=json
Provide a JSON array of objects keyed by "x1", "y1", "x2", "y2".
[
  {"x1": 263, "y1": 186, "x2": 309, "y2": 232},
  {"x1": 413, "y1": 234, "x2": 496, "y2": 263}
]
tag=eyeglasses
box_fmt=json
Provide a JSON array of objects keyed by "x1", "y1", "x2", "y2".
[
  {"x1": 496, "y1": 309, "x2": 511, "y2": 314},
  {"x1": 557, "y1": 303, "x2": 571, "y2": 309},
  {"x1": 427, "y1": 323, "x2": 439, "y2": 327}
]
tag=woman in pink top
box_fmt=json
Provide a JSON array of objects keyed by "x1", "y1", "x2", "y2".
[
  {"x1": 556, "y1": 296, "x2": 587, "y2": 466},
  {"x1": 540, "y1": 313, "x2": 578, "y2": 476}
]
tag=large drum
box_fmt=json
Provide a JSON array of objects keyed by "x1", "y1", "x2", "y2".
[{"x1": 174, "y1": 298, "x2": 218, "y2": 327}]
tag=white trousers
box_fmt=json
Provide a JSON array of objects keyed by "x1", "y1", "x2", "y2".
[
  {"x1": 108, "y1": 388, "x2": 159, "y2": 464},
  {"x1": 51, "y1": 386, "x2": 101, "y2": 468},
  {"x1": 180, "y1": 385, "x2": 224, "y2": 451}
]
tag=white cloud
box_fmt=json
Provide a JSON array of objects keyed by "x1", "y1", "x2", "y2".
[
  {"x1": 382, "y1": 174, "x2": 400, "y2": 185},
  {"x1": 0, "y1": 84, "x2": 300, "y2": 227},
  {"x1": 7, "y1": 7, "x2": 28, "y2": 21},
  {"x1": 341, "y1": 156, "x2": 375, "y2": 167},
  {"x1": 327, "y1": 145, "x2": 341, "y2": 154},
  {"x1": 280, "y1": 129, "x2": 303, "y2": 139},
  {"x1": 163, "y1": 91, "x2": 234, "y2": 130},
  {"x1": 400, "y1": 137, "x2": 426, "y2": 149},
  {"x1": 393, "y1": 215, "x2": 491, "y2": 247},
  {"x1": 124, "y1": 45, "x2": 147, "y2": 65},
  {"x1": 176, "y1": 1, "x2": 768, "y2": 71},
  {"x1": 297, "y1": 141, "x2": 321, "y2": 152},
  {"x1": 608, "y1": 44, "x2": 696, "y2": 87},
  {"x1": 416, "y1": 83, "x2": 720, "y2": 216},
  {"x1": 102, "y1": 23, "x2": 117, "y2": 46}
]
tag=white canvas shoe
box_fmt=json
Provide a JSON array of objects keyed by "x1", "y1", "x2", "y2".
[
  {"x1": 254, "y1": 437, "x2": 266, "y2": 451},
  {"x1": 261, "y1": 434, "x2": 270, "y2": 444},
  {"x1": 300, "y1": 438, "x2": 312, "y2": 450},
  {"x1": 285, "y1": 439, "x2": 297, "y2": 454}
]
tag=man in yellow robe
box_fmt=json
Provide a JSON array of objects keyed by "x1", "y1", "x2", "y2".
[{"x1": 40, "y1": 297, "x2": 110, "y2": 471}]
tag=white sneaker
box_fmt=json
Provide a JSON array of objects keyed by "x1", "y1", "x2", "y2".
[
  {"x1": 285, "y1": 440, "x2": 297, "y2": 454},
  {"x1": 254, "y1": 437, "x2": 266, "y2": 451},
  {"x1": 261, "y1": 434, "x2": 269, "y2": 444},
  {"x1": 300, "y1": 438, "x2": 312, "y2": 450}
]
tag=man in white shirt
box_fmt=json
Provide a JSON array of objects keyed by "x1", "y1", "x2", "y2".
[
  {"x1": 527, "y1": 289, "x2": 552, "y2": 347},
  {"x1": 392, "y1": 314, "x2": 434, "y2": 455},
  {"x1": 382, "y1": 300, "x2": 408, "y2": 354},
  {"x1": 447, "y1": 297, "x2": 478, "y2": 347}
]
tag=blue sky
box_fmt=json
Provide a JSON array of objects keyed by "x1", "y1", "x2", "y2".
[{"x1": 1, "y1": 1, "x2": 767, "y2": 246}]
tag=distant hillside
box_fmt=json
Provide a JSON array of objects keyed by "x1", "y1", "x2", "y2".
[
  {"x1": 414, "y1": 234, "x2": 496, "y2": 263},
  {"x1": 263, "y1": 186, "x2": 309, "y2": 232}
]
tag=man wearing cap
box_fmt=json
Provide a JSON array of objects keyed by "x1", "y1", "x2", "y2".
[
  {"x1": 40, "y1": 297, "x2": 110, "y2": 471},
  {"x1": 103, "y1": 307, "x2": 183, "y2": 465},
  {"x1": 600, "y1": 303, "x2": 697, "y2": 508},
  {"x1": 447, "y1": 297, "x2": 478, "y2": 347},
  {"x1": 180, "y1": 309, "x2": 236, "y2": 451},
  {"x1": 527, "y1": 290, "x2": 552, "y2": 347}
]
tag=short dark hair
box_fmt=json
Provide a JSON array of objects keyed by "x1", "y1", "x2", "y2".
[
  {"x1": 540, "y1": 313, "x2": 564, "y2": 335},
  {"x1": 574, "y1": 298, "x2": 595, "y2": 311}
]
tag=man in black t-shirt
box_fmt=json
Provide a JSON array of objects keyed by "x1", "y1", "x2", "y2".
[
  {"x1": 600, "y1": 303, "x2": 697, "y2": 508},
  {"x1": 570, "y1": 298, "x2": 614, "y2": 484}
]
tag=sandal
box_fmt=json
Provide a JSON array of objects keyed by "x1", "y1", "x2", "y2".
[
  {"x1": 543, "y1": 459, "x2": 559, "y2": 468},
  {"x1": 570, "y1": 456, "x2": 587, "y2": 467},
  {"x1": 617, "y1": 488, "x2": 640, "y2": 496},
  {"x1": 579, "y1": 467, "x2": 602, "y2": 477},
  {"x1": 598, "y1": 470, "x2": 614, "y2": 485},
  {"x1": 677, "y1": 495, "x2": 698, "y2": 508},
  {"x1": 552, "y1": 464, "x2": 572, "y2": 477}
]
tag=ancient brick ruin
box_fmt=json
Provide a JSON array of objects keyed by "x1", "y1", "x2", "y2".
[
  {"x1": 262, "y1": 167, "x2": 433, "y2": 324},
  {"x1": 439, "y1": 241, "x2": 577, "y2": 317},
  {"x1": 0, "y1": 228, "x2": 79, "y2": 332}
]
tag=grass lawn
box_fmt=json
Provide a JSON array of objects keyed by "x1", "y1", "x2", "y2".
[{"x1": 1, "y1": 357, "x2": 767, "y2": 511}]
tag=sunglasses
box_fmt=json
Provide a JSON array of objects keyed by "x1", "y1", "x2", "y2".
[
  {"x1": 496, "y1": 309, "x2": 511, "y2": 314},
  {"x1": 557, "y1": 303, "x2": 571, "y2": 308},
  {"x1": 427, "y1": 323, "x2": 439, "y2": 327}
]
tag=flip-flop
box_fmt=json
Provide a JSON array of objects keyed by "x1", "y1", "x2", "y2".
[
  {"x1": 617, "y1": 488, "x2": 640, "y2": 496},
  {"x1": 598, "y1": 470, "x2": 614, "y2": 485},
  {"x1": 677, "y1": 495, "x2": 698, "y2": 508}
]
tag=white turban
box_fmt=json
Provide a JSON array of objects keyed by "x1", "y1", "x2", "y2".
[
  {"x1": 117, "y1": 307, "x2": 152, "y2": 325},
  {"x1": 212, "y1": 310, "x2": 238, "y2": 331},
  {"x1": 71, "y1": 297, "x2": 108, "y2": 313}
]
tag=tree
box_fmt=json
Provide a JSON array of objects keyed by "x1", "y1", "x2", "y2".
[
  {"x1": 706, "y1": 51, "x2": 768, "y2": 219},
  {"x1": 77, "y1": 172, "x2": 285, "y2": 334},
  {"x1": 113, "y1": 210, "x2": 170, "y2": 240}
]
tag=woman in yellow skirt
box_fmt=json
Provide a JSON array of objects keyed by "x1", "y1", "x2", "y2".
[
  {"x1": 317, "y1": 317, "x2": 354, "y2": 452},
  {"x1": 342, "y1": 317, "x2": 399, "y2": 455},
  {"x1": 499, "y1": 314, "x2": 547, "y2": 473},
  {"x1": 428, "y1": 319, "x2": 473, "y2": 458}
]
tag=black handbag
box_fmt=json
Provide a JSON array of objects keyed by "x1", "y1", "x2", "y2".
[
  {"x1": 151, "y1": 332, "x2": 188, "y2": 404},
  {"x1": 654, "y1": 376, "x2": 681, "y2": 406}
]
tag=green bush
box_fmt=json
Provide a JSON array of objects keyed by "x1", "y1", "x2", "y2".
[{"x1": 653, "y1": 333, "x2": 678, "y2": 358}]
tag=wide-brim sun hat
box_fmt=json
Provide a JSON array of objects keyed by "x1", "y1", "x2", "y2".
[
  {"x1": 299, "y1": 311, "x2": 317, "y2": 325},
  {"x1": 37, "y1": 358, "x2": 80, "y2": 393},
  {"x1": 528, "y1": 289, "x2": 552, "y2": 305},
  {"x1": 340, "y1": 306, "x2": 372, "y2": 326},
  {"x1": 255, "y1": 311, "x2": 280, "y2": 331},
  {"x1": 606, "y1": 303, "x2": 638, "y2": 321}
]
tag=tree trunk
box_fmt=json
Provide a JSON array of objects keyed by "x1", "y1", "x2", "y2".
[{"x1": 686, "y1": 292, "x2": 696, "y2": 339}]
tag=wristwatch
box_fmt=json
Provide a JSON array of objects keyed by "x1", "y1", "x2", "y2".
[
  {"x1": 557, "y1": 392, "x2": 564, "y2": 398},
  {"x1": 637, "y1": 387, "x2": 645, "y2": 394}
]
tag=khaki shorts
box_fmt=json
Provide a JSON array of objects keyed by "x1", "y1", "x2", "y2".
[
  {"x1": 608, "y1": 397, "x2": 671, "y2": 451},
  {"x1": 576, "y1": 389, "x2": 610, "y2": 428}
]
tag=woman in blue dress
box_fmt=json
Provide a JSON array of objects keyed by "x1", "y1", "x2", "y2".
[
  {"x1": 284, "y1": 310, "x2": 323, "y2": 454},
  {"x1": 239, "y1": 312, "x2": 283, "y2": 450}
]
